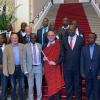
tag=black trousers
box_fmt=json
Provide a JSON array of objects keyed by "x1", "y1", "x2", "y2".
[
  {"x1": 64, "y1": 70, "x2": 82, "y2": 100},
  {"x1": 86, "y1": 78, "x2": 100, "y2": 100},
  {"x1": 49, "y1": 91, "x2": 61, "y2": 100}
]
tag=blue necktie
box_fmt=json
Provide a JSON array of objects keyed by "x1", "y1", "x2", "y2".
[{"x1": 42, "y1": 28, "x2": 46, "y2": 45}]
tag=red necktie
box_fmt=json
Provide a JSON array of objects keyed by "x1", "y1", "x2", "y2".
[
  {"x1": 33, "y1": 45, "x2": 37, "y2": 63},
  {"x1": 69, "y1": 37, "x2": 73, "y2": 49}
]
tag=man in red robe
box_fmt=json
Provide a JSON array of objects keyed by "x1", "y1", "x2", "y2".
[{"x1": 43, "y1": 31, "x2": 64, "y2": 100}]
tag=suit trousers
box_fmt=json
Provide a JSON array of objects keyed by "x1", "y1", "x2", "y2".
[
  {"x1": 9, "y1": 67, "x2": 25, "y2": 100},
  {"x1": 28, "y1": 65, "x2": 43, "y2": 100},
  {"x1": 64, "y1": 70, "x2": 82, "y2": 100},
  {"x1": 86, "y1": 78, "x2": 100, "y2": 100}
]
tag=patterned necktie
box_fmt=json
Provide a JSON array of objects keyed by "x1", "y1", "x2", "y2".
[
  {"x1": 69, "y1": 37, "x2": 73, "y2": 49},
  {"x1": 33, "y1": 45, "x2": 37, "y2": 64}
]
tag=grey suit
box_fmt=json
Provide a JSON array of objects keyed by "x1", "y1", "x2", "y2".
[{"x1": 22, "y1": 42, "x2": 43, "y2": 100}]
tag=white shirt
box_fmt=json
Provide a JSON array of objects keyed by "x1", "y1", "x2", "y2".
[
  {"x1": 2, "y1": 44, "x2": 5, "y2": 52},
  {"x1": 47, "y1": 40, "x2": 55, "y2": 47},
  {"x1": 31, "y1": 43, "x2": 41, "y2": 65},
  {"x1": 6, "y1": 31, "x2": 11, "y2": 39},
  {"x1": 62, "y1": 25, "x2": 69, "y2": 30},
  {"x1": 68, "y1": 34, "x2": 77, "y2": 50},
  {"x1": 75, "y1": 28, "x2": 79, "y2": 36},
  {"x1": 21, "y1": 31, "x2": 26, "y2": 37}
]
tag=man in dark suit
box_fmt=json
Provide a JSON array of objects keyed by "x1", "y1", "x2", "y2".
[
  {"x1": 72, "y1": 19, "x2": 84, "y2": 39},
  {"x1": 62, "y1": 25, "x2": 84, "y2": 100},
  {"x1": 81, "y1": 32, "x2": 100, "y2": 100},
  {"x1": 36, "y1": 18, "x2": 49, "y2": 46},
  {"x1": 17, "y1": 22, "x2": 27, "y2": 43},
  {"x1": 4, "y1": 24, "x2": 13, "y2": 43},
  {"x1": 57, "y1": 17, "x2": 70, "y2": 39}
]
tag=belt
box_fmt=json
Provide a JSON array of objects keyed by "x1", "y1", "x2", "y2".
[
  {"x1": 32, "y1": 65, "x2": 39, "y2": 66},
  {"x1": 15, "y1": 65, "x2": 20, "y2": 67}
]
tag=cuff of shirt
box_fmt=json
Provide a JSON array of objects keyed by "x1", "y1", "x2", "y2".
[{"x1": 25, "y1": 72, "x2": 28, "y2": 74}]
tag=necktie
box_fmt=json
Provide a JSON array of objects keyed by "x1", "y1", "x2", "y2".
[
  {"x1": 42, "y1": 28, "x2": 46, "y2": 45},
  {"x1": 33, "y1": 45, "x2": 37, "y2": 64},
  {"x1": 69, "y1": 37, "x2": 73, "y2": 49}
]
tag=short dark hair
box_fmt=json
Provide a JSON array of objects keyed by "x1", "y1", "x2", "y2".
[
  {"x1": 89, "y1": 32, "x2": 97, "y2": 39},
  {"x1": 30, "y1": 33, "x2": 37, "y2": 38},
  {"x1": 10, "y1": 32, "x2": 18, "y2": 38}
]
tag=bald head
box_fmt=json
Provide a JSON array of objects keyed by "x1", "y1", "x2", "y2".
[
  {"x1": 30, "y1": 33, "x2": 37, "y2": 44},
  {"x1": 47, "y1": 31, "x2": 56, "y2": 42}
]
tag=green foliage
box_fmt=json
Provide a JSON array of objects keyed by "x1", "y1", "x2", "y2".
[{"x1": 0, "y1": 0, "x2": 20, "y2": 30}]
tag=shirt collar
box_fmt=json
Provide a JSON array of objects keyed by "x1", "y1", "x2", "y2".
[
  {"x1": 12, "y1": 43, "x2": 18, "y2": 47},
  {"x1": 49, "y1": 40, "x2": 55, "y2": 44},
  {"x1": 89, "y1": 43, "x2": 95, "y2": 47},
  {"x1": 62, "y1": 25, "x2": 69, "y2": 30}
]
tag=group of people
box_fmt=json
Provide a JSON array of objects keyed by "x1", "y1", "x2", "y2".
[{"x1": 0, "y1": 17, "x2": 100, "y2": 100}]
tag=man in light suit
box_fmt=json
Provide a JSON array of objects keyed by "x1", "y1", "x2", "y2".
[
  {"x1": 3, "y1": 33, "x2": 25, "y2": 100},
  {"x1": 81, "y1": 32, "x2": 100, "y2": 100},
  {"x1": 62, "y1": 25, "x2": 84, "y2": 100},
  {"x1": 22, "y1": 33, "x2": 43, "y2": 100}
]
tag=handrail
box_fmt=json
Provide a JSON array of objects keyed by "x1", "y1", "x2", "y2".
[
  {"x1": 91, "y1": 0, "x2": 100, "y2": 10},
  {"x1": 30, "y1": 0, "x2": 52, "y2": 24}
]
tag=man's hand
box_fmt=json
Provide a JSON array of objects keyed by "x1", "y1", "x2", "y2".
[
  {"x1": 81, "y1": 74, "x2": 85, "y2": 78},
  {"x1": 49, "y1": 61, "x2": 56, "y2": 66},
  {"x1": 25, "y1": 73, "x2": 29, "y2": 78},
  {"x1": 97, "y1": 76, "x2": 100, "y2": 80}
]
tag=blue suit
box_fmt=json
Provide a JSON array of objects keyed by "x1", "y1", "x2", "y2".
[
  {"x1": 81, "y1": 44, "x2": 100, "y2": 100},
  {"x1": 62, "y1": 35, "x2": 84, "y2": 100}
]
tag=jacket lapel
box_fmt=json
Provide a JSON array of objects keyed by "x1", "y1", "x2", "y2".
[
  {"x1": 73, "y1": 36, "x2": 78, "y2": 51},
  {"x1": 28, "y1": 43, "x2": 33, "y2": 60},
  {"x1": 92, "y1": 44, "x2": 97, "y2": 60},
  {"x1": 9, "y1": 44, "x2": 15, "y2": 64}
]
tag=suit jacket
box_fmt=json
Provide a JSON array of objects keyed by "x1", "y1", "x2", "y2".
[
  {"x1": 22, "y1": 42, "x2": 42, "y2": 74},
  {"x1": 36, "y1": 28, "x2": 48, "y2": 45},
  {"x1": 80, "y1": 44, "x2": 100, "y2": 79},
  {"x1": 57, "y1": 27, "x2": 70, "y2": 39},
  {"x1": 17, "y1": 30, "x2": 25, "y2": 43},
  {"x1": 17, "y1": 30, "x2": 31, "y2": 44},
  {"x1": 62, "y1": 35, "x2": 84, "y2": 72},
  {"x1": 76, "y1": 28, "x2": 84, "y2": 41},
  {"x1": 3, "y1": 43, "x2": 24, "y2": 76}
]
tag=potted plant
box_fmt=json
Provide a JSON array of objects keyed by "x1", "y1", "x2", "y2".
[{"x1": 0, "y1": 0, "x2": 20, "y2": 33}]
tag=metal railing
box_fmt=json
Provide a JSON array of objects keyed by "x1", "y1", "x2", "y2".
[
  {"x1": 30, "y1": 0, "x2": 52, "y2": 24},
  {"x1": 91, "y1": 0, "x2": 100, "y2": 10}
]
